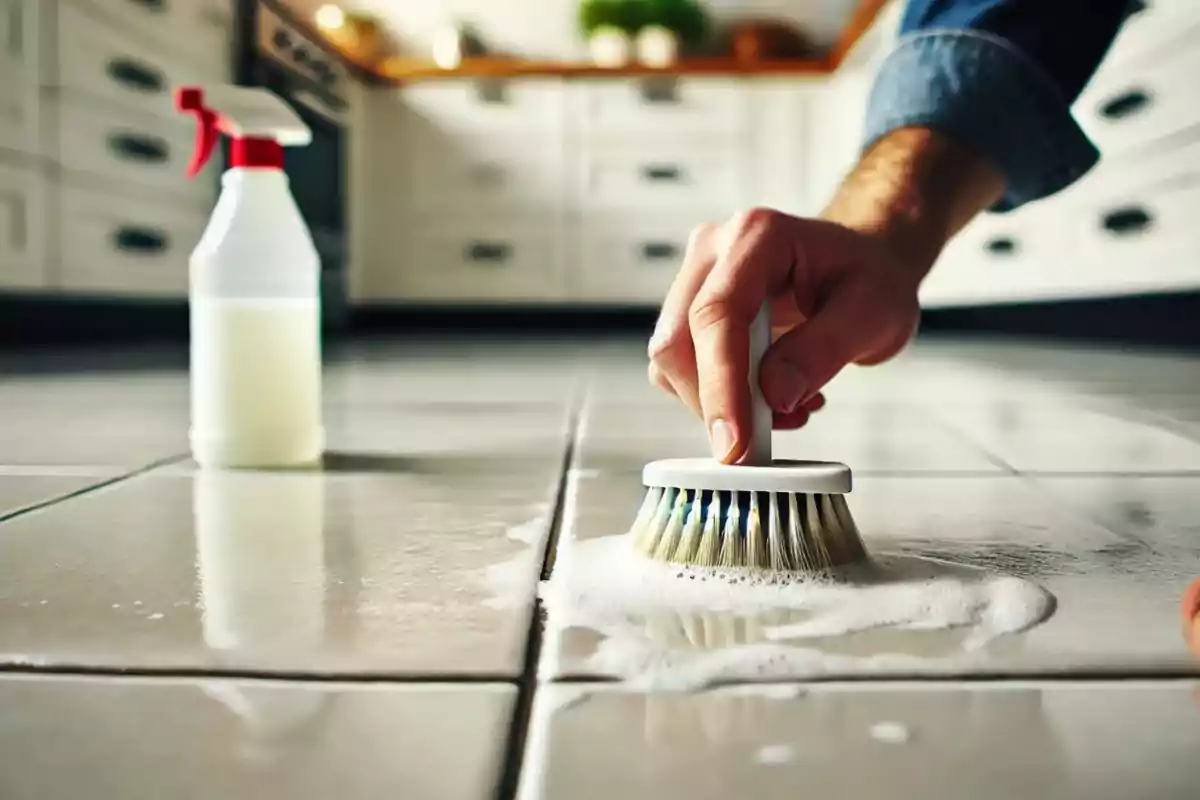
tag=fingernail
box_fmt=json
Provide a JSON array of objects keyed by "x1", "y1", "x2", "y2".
[
  {"x1": 763, "y1": 360, "x2": 808, "y2": 414},
  {"x1": 709, "y1": 418, "x2": 736, "y2": 462}
]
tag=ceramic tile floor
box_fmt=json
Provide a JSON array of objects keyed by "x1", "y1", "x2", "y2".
[{"x1": 1, "y1": 335, "x2": 1199, "y2": 798}]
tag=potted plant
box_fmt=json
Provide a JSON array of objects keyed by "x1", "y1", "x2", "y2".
[
  {"x1": 579, "y1": 0, "x2": 646, "y2": 67},
  {"x1": 637, "y1": 0, "x2": 709, "y2": 66}
]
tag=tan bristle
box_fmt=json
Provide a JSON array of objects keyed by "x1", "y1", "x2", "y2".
[
  {"x1": 804, "y1": 494, "x2": 834, "y2": 570},
  {"x1": 717, "y1": 493, "x2": 744, "y2": 568},
  {"x1": 745, "y1": 492, "x2": 767, "y2": 569},
  {"x1": 693, "y1": 492, "x2": 722, "y2": 567},
  {"x1": 653, "y1": 490, "x2": 688, "y2": 562},
  {"x1": 767, "y1": 492, "x2": 793, "y2": 571},
  {"x1": 636, "y1": 487, "x2": 674, "y2": 555},
  {"x1": 671, "y1": 494, "x2": 705, "y2": 563},
  {"x1": 631, "y1": 486, "x2": 664, "y2": 553}
]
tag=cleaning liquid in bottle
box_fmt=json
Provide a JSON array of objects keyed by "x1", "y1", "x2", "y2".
[{"x1": 177, "y1": 85, "x2": 324, "y2": 468}]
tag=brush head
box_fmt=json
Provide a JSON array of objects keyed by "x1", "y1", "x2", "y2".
[{"x1": 631, "y1": 458, "x2": 866, "y2": 573}]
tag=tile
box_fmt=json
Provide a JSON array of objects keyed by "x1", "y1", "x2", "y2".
[
  {"x1": 0, "y1": 474, "x2": 115, "y2": 518},
  {"x1": 0, "y1": 465, "x2": 556, "y2": 677},
  {"x1": 1029, "y1": 475, "x2": 1200, "y2": 558},
  {"x1": 933, "y1": 404, "x2": 1200, "y2": 473},
  {"x1": 521, "y1": 681, "x2": 1200, "y2": 800},
  {"x1": 542, "y1": 472, "x2": 1196, "y2": 682},
  {"x1": 0, "y1": 404, "x2": 189, "y2": 468},
  {"x1": 0, "y1": 674, "x2": 512, "y2": 800}
]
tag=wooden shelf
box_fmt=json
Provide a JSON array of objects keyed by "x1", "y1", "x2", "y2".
[
  {"x1": 304, "y1": 0, "x2": 890, "y2": 84},
  {"x1": 377, "y1": 55, "x2": 834, "y2": 82}
]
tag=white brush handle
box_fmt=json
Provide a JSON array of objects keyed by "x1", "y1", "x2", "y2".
[{"x1": 745, "y1": 301, "x2": 772, "y2": 466}]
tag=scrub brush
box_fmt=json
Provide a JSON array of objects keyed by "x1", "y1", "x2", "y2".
[{"x1": 631, "y1": 304, "x2": 867, "y2": 572}]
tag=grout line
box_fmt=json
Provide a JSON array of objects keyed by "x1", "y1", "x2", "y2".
[
  {"x1": 909, "y1": 405, "x2": 1021, "y2": 475},
  {"x1": 549, "y1": 669, "x2": 1200, "y2": 685},
  {"x1": 0, "y1": 454, "x2": 188, "y2": 524},
  {"x1": 0, "y1": 663, "x2": 521, "y2": 684},
  {"x1": 492, "y1": 398, "x2": 582, "y2": 800}
]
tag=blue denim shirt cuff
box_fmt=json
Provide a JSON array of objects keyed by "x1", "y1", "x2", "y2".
[{"x1": 861, "y1": 30, "x2": 1100, "y2": 212}]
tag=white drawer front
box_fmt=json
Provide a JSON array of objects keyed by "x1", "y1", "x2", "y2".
[
  {"x1": 400, "y1": 80, "x2": 565, "y2": 138},
  {"x1": 1077, "y1": 43, "x2": 1200, "y2": 156},
  {"x1": 373, "y1": 221, "x2": 563, "y2": 303},
  {"x1": 56, "y1": 1, "x2": 226, "y2": 115},
  {"x1": 56, "y1": 185, "x2": 206, "y2": 297},
  {"x1": 69, "y1": 0, "x2": 230, "y2": 75},
  {"x1": 0, "y1": 0, "x2": 41, "y2": 158},
  {"x1": 579, "y1": 147, "x2": 749, "y2": 212},
  {"x1": 52, "y1": 97, "x2": 215, "y2": 205},
  {"x1": 574, "y1": 220, "x2": 696, "y2": 304},
  {"x1": 406, "y1": 137, "x2": 566, "y2": 214},
  {"x1": 1097, "y1": 0, "x2": 1199, "y2": 71},
  {"x1": 0, "y1": 161, "x2": 47, "y2": 290},
  {"x1": 576, "y1": 78, "x2": 749, "y2": 136}
]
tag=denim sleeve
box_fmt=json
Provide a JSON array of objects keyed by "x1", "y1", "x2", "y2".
[{"x1": 861, "y1": 0, "x2": 1136, "y2": 211}]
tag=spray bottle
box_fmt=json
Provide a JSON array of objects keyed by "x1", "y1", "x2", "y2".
[{"x1": 177, "y1": 85, "x2": 324, "y2": 468}]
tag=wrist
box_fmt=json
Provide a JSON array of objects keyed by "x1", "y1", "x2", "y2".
[{"x1": 821, "y1": 127, "x2": 1005, "y2": 284}]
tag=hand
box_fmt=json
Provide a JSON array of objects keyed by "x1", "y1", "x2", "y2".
[
  {"x1": 647, "y1": 207, "x2": 922, "y2": 463},
  {"x1": 1183, "y1": 577, "x2": 1200, "y2": 659}
]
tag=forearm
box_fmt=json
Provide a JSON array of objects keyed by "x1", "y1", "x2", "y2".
[
  {"x1": 822, "y1": 126, "x2": 1004, "y2": 282},
  {"x1": 863, "y1": 0, "x2": 1133, "y2": 211}
]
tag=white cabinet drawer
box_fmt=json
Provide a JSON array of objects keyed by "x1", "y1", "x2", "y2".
[
  {"x1": 574, "y1": 219, "x2": 695, "y2": 304},
  {"x1": 56, "y1": 1, "x2": 226, "y2": 115},
  {"x1": 579, "y1": 146, "x2": 749, "y2": 212},
  {"x1": 406, "y1": 137, "x2": 565, "y2": 214},
  {"x1": 400, "y1": 80, "x2": 565, "y2": 138},
  {"x1": 56, "y1": 185, "x2": 205, "y2": 297},
  {"x1": 575, "y1": 78, "x2": 749, "y2": 137},
  {"x1": 1097, "y1": 0, "x2": 1200, "y2": 72},
  {"x1": 0, "y1": 161, "x2": 47, "y2": 290},
  {"x1": 0, "y1": 0, "x2": 41, "y2": 158},
  {"x1": 372, "y1": 220, "x2": 563, "y2": 303},
  {"x1": 1077, "y1": 43, "x2": 1200, "y2": 156},
  {"x1": 68, "y1": 0, "x2": 230, "y2": 75},
  {"x1": 51, "y1": 97, "x2": 215, "y2": 206}
]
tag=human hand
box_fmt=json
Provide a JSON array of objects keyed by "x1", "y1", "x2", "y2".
[
  {"x1": 1183, "y1": 577, "x2": 1200, "y2": 659},
  {"x1": 647, "y1": 208, "x2": 922, "y2": 463}
]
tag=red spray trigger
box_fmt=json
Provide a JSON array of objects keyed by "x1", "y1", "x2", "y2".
[{"x1": 176, "y1": 87, "x2": 219, "y2": 178}]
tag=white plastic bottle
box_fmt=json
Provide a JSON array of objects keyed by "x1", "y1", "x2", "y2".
[{"x1": 177, "y1": 85, "x2": 324, "y2": 468}]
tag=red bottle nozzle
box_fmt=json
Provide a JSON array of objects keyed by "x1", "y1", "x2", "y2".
[{"x1": 176, "y1": 87, "x2": 219, "y2": 178}]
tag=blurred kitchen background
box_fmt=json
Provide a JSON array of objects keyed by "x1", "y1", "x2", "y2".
[{"x1": 2, "y1": 0, "x2": 1198, "y2": 346}]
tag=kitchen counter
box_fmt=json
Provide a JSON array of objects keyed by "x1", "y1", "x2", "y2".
[{"x1": 1, "y1": 333, "x2": 1199, "y2": 798}]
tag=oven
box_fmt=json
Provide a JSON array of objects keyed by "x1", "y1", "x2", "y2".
[{"x1": 247, "y1": 1, "x2": 351, "y2": 333}]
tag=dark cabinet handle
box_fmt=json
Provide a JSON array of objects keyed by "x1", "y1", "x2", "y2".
[
  {"x1": 128, "y1": 0, "x2": 166, "y2": 9},
  {"x1": 1098, "y1": 89, "x2": 1152, "y2": 120},
  {"x1": 1101, "y1": 206, "x2": 1153, "y2": 236},
  {"x1": 476, "y1": 80, "x2": 509, "y2": 105},
  {"x1": 984, "y1": 236, "x2": 1017, "y2": 256},
  {"x1": 642, "y1": 165, "x2": 682, "y2": 182},
  {"x1": 108, "y1": 133, "x2": 169, "y2": 162},
  {"x1": 640, "y1": 78, "x2": 680, "y2": 104},
  {"x1": 642, "y1": 242, "x2": 679, "y2": 261},
  {"x1": 272, "y1": 28, "x2": 292, "y2": 50},
  {"x1": 465, "y1": 242, "x2": 511, "y2": 263},
  {"x1": 106, "y1": 58, "x2": 165, "y2": 93},
  {"x1": 113, "y1": 226, "x2": 169, "y2": 254}
]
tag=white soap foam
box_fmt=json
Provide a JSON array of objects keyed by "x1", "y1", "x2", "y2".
[
  {"x1": 755, "y1": 744, "x2": 795, "y2": 765},
  {"x1": 870, "y1": 721, "x2": 912, "y2": 744},
  {"x1": 537, "y1": 535, "x2": 1055, "y2": 690}
]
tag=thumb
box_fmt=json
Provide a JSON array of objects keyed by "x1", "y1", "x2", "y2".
[{"x1": 758, "y1": 277, "x2": 909, "y2": 414}]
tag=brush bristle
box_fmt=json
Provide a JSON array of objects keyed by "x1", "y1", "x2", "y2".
[{"x1": 629, "y1": 486, "x2": 867, "y2": 572}]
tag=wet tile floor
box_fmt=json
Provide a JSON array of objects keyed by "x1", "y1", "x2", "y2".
[{"x1": 1, "y1": 334, "x2": 1199, "y2": 798}]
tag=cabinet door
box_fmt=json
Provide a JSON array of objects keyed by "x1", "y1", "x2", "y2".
[
  {"x1": 0, "y1": 162, "x2": 46, "y2": 290},
  {"x1": 0, "y1": 0, "x2": 40, "y2": 158}
]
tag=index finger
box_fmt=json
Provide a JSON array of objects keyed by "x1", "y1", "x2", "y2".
[{"x1": 687, "y1": 209, "x2": 796, "y2": 463}]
